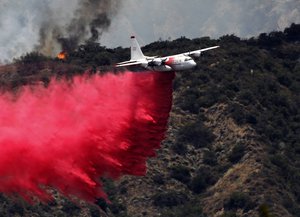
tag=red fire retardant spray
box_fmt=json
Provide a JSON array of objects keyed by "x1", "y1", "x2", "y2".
[{"x1": 0, "y1": 71, "x2": 174, "y2": 202}]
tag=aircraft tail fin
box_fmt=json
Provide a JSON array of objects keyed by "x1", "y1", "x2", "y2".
[{"x1": 130, "y1": 36, "x2": 145, "y2": 60}]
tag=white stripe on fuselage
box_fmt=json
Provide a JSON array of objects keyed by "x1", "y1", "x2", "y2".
[{"x1": 165, "y1": 55, "x2": 197, "y2": 71}]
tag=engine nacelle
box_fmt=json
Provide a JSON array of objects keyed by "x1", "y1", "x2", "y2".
[
  {"x1": 151, "y1": 58, "x2": 163, "y2": 66},
  {"x1": 192, "y1": 51, "x2": 201, "y2": 58},
  {"x1": 140, "y1": 60, "x2": 149, "y2": 68}
]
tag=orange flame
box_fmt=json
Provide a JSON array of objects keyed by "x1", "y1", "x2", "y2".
[{"x1": 57, "y1": 51, "x2": 67, "y2": 60}]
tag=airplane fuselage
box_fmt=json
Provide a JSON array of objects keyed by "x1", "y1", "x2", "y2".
[
  {"x1": 116, "y1": 36, "x2": 218, "y2": 72},
  {"x1": 145, "y1": 55, "x2": 197, "y2": 72}
]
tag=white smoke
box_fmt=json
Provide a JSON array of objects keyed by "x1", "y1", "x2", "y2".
[{"x1": 0, "y1": 0, "x2": 79, "y2": 63}]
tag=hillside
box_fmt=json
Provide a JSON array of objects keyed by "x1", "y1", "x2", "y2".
[{"x1": 0, "y1": 23, "x2": 299, "y2": 217}]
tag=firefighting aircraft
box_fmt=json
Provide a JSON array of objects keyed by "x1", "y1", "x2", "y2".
[{"x1": 116, "y1": 36, "x2": 219, "y2": 71}]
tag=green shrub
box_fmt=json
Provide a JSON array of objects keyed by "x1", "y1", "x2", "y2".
[
  {"x1": 221, "y1": 211, "x2": 237, "y2": 217},
  {"x1": 162, "y1": 203, "x2": 206, "y2": 217},
  {"x1": 224, "y1": 192, "x2": 254, "y2": 211},
  {"x1": 8, "y1": 202, "x2": 24, "y2": 216},
  {"x1": 228, "y1": 103, "x2": 247, "y2": 125},
  {"x1": 109, "y1": 203, "x2": 127, "y2": 215},
  {"x1": 169, "y1": 165, "x2": 191, "y2": 184},
  {"x1": 152, "y1": 191, "x2": 188, "y2": 208},
  {"x1": 16, "y1": 52, "x2": 49, "y2": 64},
  {"x1": 95, "y1": 198, "x2": 108, "y2": 212},
  {"x1": 203, "y1": 150, "x2": 218, "y2": 166},
  {"x1": 152, "y1": 174, "x2": 165, "y2": 185},
  {"x1": 259, "y1": 204, "x2": 272, "y2": 217},
  {"x1": 178, "y1": 87, "x2": 200, "y2": 113},
  {"x1": 229, "y1": 143, "x2": 245, "y2": 163},
  {"x1": 89, "y1": 205, "x2": 101, "y2": 217},
  {"x1": 171, "y1": 142, "x2": 188, "y2": 155},
  {"x1": 189, "y1": 167, "x2": 217, "y2": 194},
  {"x1": 177, "y1": 121, "x2": 215, "y2": 149},
  {"x1": 61, "y1": 199, "x2": 80, "y2": 215}
]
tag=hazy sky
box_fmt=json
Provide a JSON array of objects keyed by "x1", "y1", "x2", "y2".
[
  {"x1": 101, "y1": 0, "x2": 300, "y2": 47},
  {"x1": 0, "y1": 0, "x2": 299, "y2": 62}
]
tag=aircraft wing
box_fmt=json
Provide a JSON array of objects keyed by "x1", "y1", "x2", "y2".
[
  {"x1": 115, "y1": 60, "x2": 145, "y2": 67},
  {"x1": 199, "y1": 46, "x2": 220, "y2": 52},
  {"x1": 183, "y1": 46, "x2": 220, "y2": 57}
]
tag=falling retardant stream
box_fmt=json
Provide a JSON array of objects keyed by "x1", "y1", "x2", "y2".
[{"x1": 0, "y1": 70, "x2": 175, "y2": 202}]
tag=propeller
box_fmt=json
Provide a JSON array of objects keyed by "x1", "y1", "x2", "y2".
[
  {"x1": 147, "y1": 57, "x2": 169, "y2": 67},
  {"x1": 161, "y1": 58, "x2": 168, "y2": 65},
  {"x1": 148, "y1": 58, "x2": 161, "y2": 66}
]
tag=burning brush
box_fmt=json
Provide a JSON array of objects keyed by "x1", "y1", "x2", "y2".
[{"x1": 57, "y1": 51, "x2": 67, "y2": 60}]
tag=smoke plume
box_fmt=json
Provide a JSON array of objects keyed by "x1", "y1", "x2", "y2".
[
  {"x1": 0, "y1": 71, "x2": 174, "y2": 202},
  {"x1": 0, "y1": 0, "x2": 121, "y2": 62},
  {"x1": 39, "y1": 0, "x2": 120, "y2": 55}
]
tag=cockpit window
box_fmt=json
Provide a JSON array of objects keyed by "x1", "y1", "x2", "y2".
[{"x1": 185, "y1": 57, "x2": 192, "y2": 61}]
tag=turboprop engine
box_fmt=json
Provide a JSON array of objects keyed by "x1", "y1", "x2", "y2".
[
  {"x1": 191, "y1": 51, "x2": 201, "y2": 58},
  {"x1": 148, "y1": 58, "x2": 163, "y2": 66}
]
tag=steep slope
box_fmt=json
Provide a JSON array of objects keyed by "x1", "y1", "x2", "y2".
[{"x1": 106, "y1": 24, "x2": 300, "y2": 217}]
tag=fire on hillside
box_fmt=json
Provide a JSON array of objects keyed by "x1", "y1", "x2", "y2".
[{"x1": 57, "y1": 51, "x2": 67, "y2": 60}]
